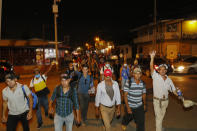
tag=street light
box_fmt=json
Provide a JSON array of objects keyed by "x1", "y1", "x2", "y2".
[{"x1": 52, "y1": 0, "x2": 61, "y2": 70}]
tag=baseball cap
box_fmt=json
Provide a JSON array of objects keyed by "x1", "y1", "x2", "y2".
[
  {"x1": 133, "y1": 67, "x2": 142, "y2": 74},
  {"x1": 158, "y1": 64, "x2": 168, "y2": 69},
  {"x1": 34, "y1": 68, "x2": 40, "y2": 72},
  {"x1": 60, "y1": 73, "x2": 70, "y2": 80},
  {"x1": 104, "y1": 69, "x2": 112, "y2": 77}
]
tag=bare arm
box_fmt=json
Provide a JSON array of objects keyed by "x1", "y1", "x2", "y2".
[
  {"x1": 48, "y1": 100, "x2": 54, "y2": 114},
  {"x1": 28, "y1": 94, "x2": 33, "y2": 112},
  {"x1": 124, "y1": 92, "x2": 132, "y2": 114},
  {"x1": 44, "y1": 64, "x2": 54, "y2": 76},
  {"x1": 26, "y1": 94, "x2": 33, "y2": 120},
  {"x1": 2, "y1": 100, "x2": 8, "y2": 121},
  {"x1": 150, "y1": 51, "x2": 156, "y2": 75},
  {"x1": 142, "y1": 93, "x2": 146, "y2": 105},
  {"x1": 75, "y1": 109, "x2": 81, "y2": 123},
  {"x1": 120, "y1": 66, "x2": 123, "y2": 80}
]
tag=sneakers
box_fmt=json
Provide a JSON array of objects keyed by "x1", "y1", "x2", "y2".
[
  {"x1": 37, "y1": 122, "x2": 43, "y2": 129},
  {"x1": 121, "y1": 125, "x2": 127, "y2": 131}
]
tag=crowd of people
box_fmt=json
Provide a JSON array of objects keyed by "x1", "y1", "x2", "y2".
[{"x1": 1, "y1": 51, "x2": 183, "y2": 131}]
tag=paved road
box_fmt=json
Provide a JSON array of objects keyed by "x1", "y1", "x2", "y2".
[{"x1": 0, "y1": 73, "x2": 197, "y2": 131}]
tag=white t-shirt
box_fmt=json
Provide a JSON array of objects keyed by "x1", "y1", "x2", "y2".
[{"x1": 2, "y1": 83, "x2": 30, "y2": 115}]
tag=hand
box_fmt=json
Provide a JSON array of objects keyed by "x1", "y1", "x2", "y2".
[
  {"x1": 127, "y1": 107, "x2": 132, "y2": 114},
  {"x1": 149, "y1": 50, "x2": 156, "y2": 58},
  {"x1": 116, "y1": 109, "x2": 121, "y2": 116},
  {"x1": 2, "y1": 116, "x2": 7, "y2": 123},
  {"x1": 49, "y1": 107, "x2": 54, "y2": 115},
  {"x1": 27, "y1": 110, "x2": 32, "y2": 120}
]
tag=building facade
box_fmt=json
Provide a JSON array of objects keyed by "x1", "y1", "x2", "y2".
[
  {"x1": 0, "y1": 39, "x2": 69, "y2": 74},
  {"x1": 131, "y1": 19, "x2": 197, "y2": 61}
]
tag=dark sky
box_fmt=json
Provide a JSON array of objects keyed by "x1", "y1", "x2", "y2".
[{"x1": 2, "y1": 0, "x2": 197, "y2": 45}]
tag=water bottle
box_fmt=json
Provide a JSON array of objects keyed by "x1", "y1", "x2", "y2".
[
  {"x1": 177, "y1": 87, "x2": 183, "y2": 100},
  {"x1": 177, "y1": 88, "x2": 182, "y2": 97}
]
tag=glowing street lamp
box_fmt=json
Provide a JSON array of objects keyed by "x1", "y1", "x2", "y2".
[{"x1": 95, "y1": 37, "x2": 100, "y2": 42}]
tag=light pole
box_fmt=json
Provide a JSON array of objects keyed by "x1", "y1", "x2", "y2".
[
  {"x1": 153, "y1": 0, "x2": 157, "y2": 50},
  {"x1": 0, "y1": 0, "x2": 2, "y2": 39},
  {"x1": 52, "y1": 0, "x2": 61, "y2": 70}
]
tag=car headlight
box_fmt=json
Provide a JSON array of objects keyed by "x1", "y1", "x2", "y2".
[{"x1": 177, "y1": 66, "x2": 184, "y2": 71}]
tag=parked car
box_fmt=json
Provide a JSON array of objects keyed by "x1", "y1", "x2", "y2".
[
  {"x1": 138, "y1": 57, "x2": 173, "y2": 76},
  {"x1": 172, "y1": 56, "x2": 197, "y2": 74},
  {"x1": 0, "y1": 61, "x2": 14, "y2": 82}
]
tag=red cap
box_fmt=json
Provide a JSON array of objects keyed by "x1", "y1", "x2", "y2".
[{"x1": 104, "y1": 69, "x2": 112, "y2": 77}]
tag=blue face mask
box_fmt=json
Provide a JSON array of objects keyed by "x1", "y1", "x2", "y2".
[{"x1": 35, "y1": 74, "x2": 40, "y2": 78}]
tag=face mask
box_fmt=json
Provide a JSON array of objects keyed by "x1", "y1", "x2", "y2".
[
  {"x1": 35, "y1": 74, "x2": 40, "y2": 78},
  {"x1": 124, "y1": 64, "x2": 127, "y2": 67}
]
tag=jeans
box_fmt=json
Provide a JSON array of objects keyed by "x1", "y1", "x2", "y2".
[
  {"x1": 38, "y1": 95, "x2": 49, "y2": 116},
  {"x1": 78, "y1": 93, "x2": 90, "y2": 122},
  {"x1": 54, "y1": 113, "x2": 74, "y2": 131},
  {"x1": 7, "y1": 111, "x2": 29, "y2": 131},
  {"x1": 122, "y1": 105, "x2": 145, "y2": 131},
  {"x1": 36, "y1": 101, "x2": 43, "y2": 125}
]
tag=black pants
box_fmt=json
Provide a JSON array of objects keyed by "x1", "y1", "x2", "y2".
[
  {"x1": 7, "y1": 111, "x2": 29, "y2": 131},
  {"x1": 122, "y1": 105, "x2": 145, "y2": 131}
]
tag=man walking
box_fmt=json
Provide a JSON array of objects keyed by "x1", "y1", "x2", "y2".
[
  {"x1": 121, "y1": 67, "x2": 146, "y2": 131},
  {"x1": 49, "y1": 73, "x2": 80, "y2": 131},
  {"x1": 150, "y1": 51, "x2": 179, "y2": 131},
  {"x1": 95, "y1": 69, "x2": 121, "y2": 131},
  {"x1": 75, "y1": 64, "x2": 94, "y2": 126},
  {"x1": 2, "y1": 73, "x2": 33, "y2": 131},
  {"x1": 29, "y1": 64, "x2": 53, "y2": 128}
]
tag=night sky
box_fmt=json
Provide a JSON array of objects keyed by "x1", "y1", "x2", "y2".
[{"x1": 2, "y1": 0, "x2": 197, "y2": 45}]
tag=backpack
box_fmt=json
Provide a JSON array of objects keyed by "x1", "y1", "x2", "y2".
[
  {"x1": 32, "y1": 75, "x2": 46, "y2": 84},
  {"x1": 22, "y1": 85, "x2": 38, "y2": 109}
]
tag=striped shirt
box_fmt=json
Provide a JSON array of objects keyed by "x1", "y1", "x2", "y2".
[
  {"x1": 50, "y1": 86, "x2": 79, "y2": 117},
  {"x1": 124, "y1": 77, "x2": 146, "y2": 109}
]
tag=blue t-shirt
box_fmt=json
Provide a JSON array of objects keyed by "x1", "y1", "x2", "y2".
[
  {"x1": 76, "y1": 71, "x2": 93, "y2": 94},
  {"x1": 121, "y1": 66, "x2": 130, "y2": 80}
]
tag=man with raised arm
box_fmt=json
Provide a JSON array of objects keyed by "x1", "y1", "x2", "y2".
[{"x1": 150, "y1": 51, "x2": 179, "y2": 131}]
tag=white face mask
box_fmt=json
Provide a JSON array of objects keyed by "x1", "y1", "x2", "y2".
[{"x1": 124, "y1": 64, "x2": 127, "y2": 67}]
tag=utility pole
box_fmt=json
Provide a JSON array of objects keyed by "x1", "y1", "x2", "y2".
[
  {"x1": 153, "y1": 0, "x2": 157, "y2": 50},
  {"x1": 0, "y1": 0, "x2": 2, "y2": 39},
  {"x1": 52, "y1": 0, "x2": 61, "y2": 70}
]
